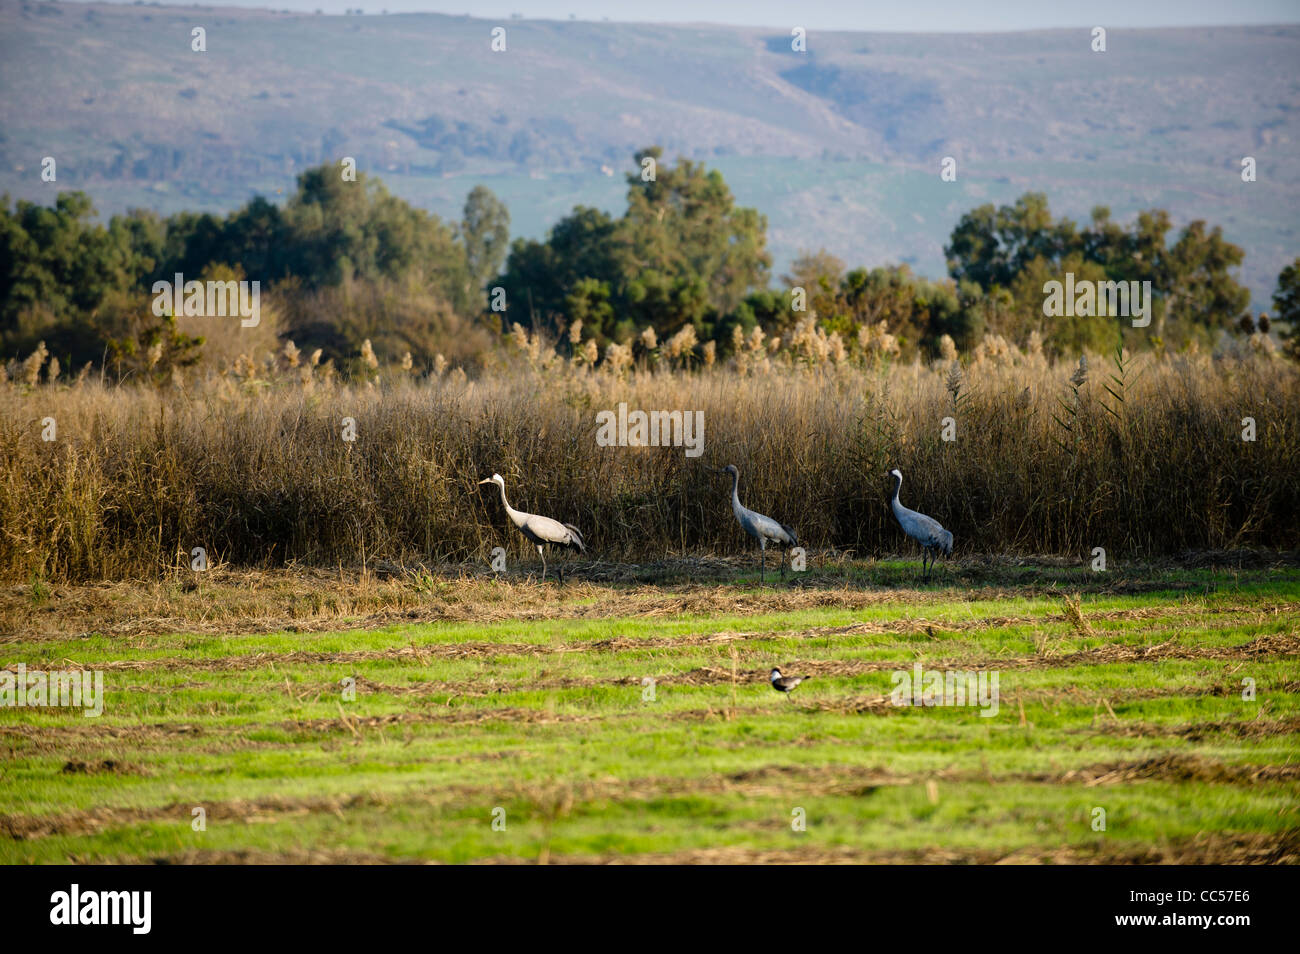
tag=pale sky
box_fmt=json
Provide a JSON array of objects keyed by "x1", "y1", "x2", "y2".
[{"x1": 80, "y1": 0, "x2": 1300, "y2": 31}]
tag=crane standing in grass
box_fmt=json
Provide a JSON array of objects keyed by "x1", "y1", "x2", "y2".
[
  {"x1": 478, "y1": 473, "x2": 586, "y2": 583},
  {"x1": 714, "y1": 464, "x2": 798, "y2": 583},
  {"x1": 887, "y1": 468, "x2": 953, "y2": 580}
]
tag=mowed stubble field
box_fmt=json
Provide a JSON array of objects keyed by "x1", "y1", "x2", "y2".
[{"x1": 2, "y1": 557, "x2": 1298, "y2": 864}]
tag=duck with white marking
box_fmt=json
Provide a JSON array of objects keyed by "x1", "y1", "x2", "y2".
[{"x1": 769, "y1": 667, "x2": 809, "y2": 699}]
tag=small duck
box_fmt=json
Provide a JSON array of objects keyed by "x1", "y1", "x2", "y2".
[{"x1": 769, "y1": 667, "x2": 809, "y2": 698}]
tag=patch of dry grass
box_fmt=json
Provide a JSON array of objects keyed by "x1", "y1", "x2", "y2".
[{"x1": 2, "y1": 344, "x2": 1297, "y2": 582}]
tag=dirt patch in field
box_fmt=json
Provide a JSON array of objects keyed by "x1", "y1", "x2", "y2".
[
  {"x1": 1176, "y1": 549, "x2": 1298, "y2": 569},
  {"x1": 5, "y1": 670, "x2": 1298, "y2": 763},
  {"x1": 4, "y1": 558, "x2": 1291, "y2": 643},
  {"x1": 60, "y1": 758, "x2": 146, "y2": 776},
  {"x1": 1084, "y1": 714, "x2": 1300, "y2": 741},
  {"x1": 0, "y1": 566, "x2": 979, "y2": 642},
  {"x1": 1054, "y1": 754, "x2": 1300, "y2": 786},
  {"x1": 29, "y1": 622, "x2": 1292, "y2": 695},
  {"x1": 7, "y1": 755, "x2": 1297, "y2": 845},
  {"x1": 1019, "y1": 682, "x2": 1255, "y2": 706},
  {"x1": 0, "y1": 792, "x2": 395, "y2": 840},
  {"x1": 336, "y1": 631, "x2": 1298, "y2": 698},
  {"x1": 1023, "y1": 632, "x2": 1300, "y2": 668},
  {"x1": 289, "y1": 707, "x2": 599, "y2": 735},
  {"x1": 129, "y1": 848, "x2": 409, "y2": 865},
  {"x1": 84, "y1": 830, "x2": 1298, "y2": 865},
  {"x1": 574, "y1": 633, "x2": 1300, "y2": 693},
  {"x1": 27, "y1": 831, "x2": 1300, "y2": 873},
  {"x1": 0, "y1": 722, "x2": 208, "y2": 760},
  {"x1": 558, "y1": 830, "x2": 1300, "y2": 865},
  {"x1": 102, "y1": 830, "x2": 1299, "y2": 865},
  {"x1": 799, "y1": 694, "x2": 899, "y2": 716}
]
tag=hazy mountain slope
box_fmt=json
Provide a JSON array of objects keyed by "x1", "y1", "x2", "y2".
[{"x1": 2, "y1": 1, "x2": 1296, "y2": 304}]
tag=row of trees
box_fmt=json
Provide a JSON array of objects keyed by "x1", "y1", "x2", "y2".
[
  {"x1": 945, "y1": 194, "x2": 1252, "y2": 346},
  {"x1": 496, "y1": 147, "x2": 769, "y2": 348},
  {"x1": 2, "y1": 146, "x2": 1296, "y2": 375},
  {"x1": 497, "y1": 153, "x2": 1289, "y2": 359},
  {"x1": 0, "y1": 172, "x2": 510, "y2": 373}
]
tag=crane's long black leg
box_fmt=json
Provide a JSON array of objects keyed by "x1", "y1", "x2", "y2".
[
  {"x1": 760, "y1": 542, "x2": 766, "y2": 585},
  {"x1": 538, "y1": 545, "x2": 547, "y2": 583}
]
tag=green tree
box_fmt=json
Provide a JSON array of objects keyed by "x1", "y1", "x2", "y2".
[
  {"x1": 461, "y1": 185, "x2": 510, "y2": 300},
  {"x1": 2, "y1": 167, "x2": 482, "y2": 368},
  {"x1": 498, "y1": 206, "x2": 619, "y2": 339},
  {"x1": 0, "y1": 192, "x2": 142, "y2": 364},
  {"x1": 618, "y1": 146, "x2": 770, "y2": 321},
  {"x1": 945, "y1": 192, "x2": 1249, "y2": 350},
  {"x1": 564, "y1": 278, "x2": 616, "y2": 346},
  {"x1": 279, "y1": 166, "x2": 468, "y2": 309},
  {"x1": 497, "y1": 147, "x2": 770, "y2": 346},
  {"x1": 1155, "y1": 220, "x2": 1249, "y2": 341},
  {"x1": 1274, "y1": 258, "x2": 1300, "y2": 358},
  {"x1": 945, "y1": 193, "x2": 1072, "y2": 291},
  {"x1": 781, "y1": 250, "x2": 845, "y2": 332}
]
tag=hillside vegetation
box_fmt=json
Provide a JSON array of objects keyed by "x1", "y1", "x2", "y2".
[
  {"x1": 1, "y1": 2, "x2": 1296, "y2": 301},
  {"x1": 4, "y1": 149, "x2": 1289, "y2": 373}
]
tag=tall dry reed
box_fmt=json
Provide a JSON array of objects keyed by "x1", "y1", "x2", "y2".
[{"x1": 2, "y1": 338, "x2": 1297, "y2": 582}]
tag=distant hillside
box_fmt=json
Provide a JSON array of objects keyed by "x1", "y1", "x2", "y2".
[{"x1": 2, "y1": 1, "x2": 1297, "y2": 305}]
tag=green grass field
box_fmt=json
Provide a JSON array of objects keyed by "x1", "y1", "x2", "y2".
[{"x1": 2, "y1": 560, "x2": 1298, "y2": 864}]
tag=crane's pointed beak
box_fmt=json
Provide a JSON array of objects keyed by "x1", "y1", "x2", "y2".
[{"x1": 477, "y1": 478, "x2": 493, "y2": 485}]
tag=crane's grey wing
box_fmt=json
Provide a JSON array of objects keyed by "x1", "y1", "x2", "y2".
[
  {"x1": 747, "y1": 509, "x2": 797, "y2": 546},
  {"x1": 898, "y1": 507, "x2": 949, "y2": 548},
  {"x1": 518, "y1": 512, "x2": 583, "y2": 548}
]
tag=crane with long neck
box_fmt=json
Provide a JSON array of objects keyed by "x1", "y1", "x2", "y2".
[
  {"x1": 887, "y1": 468, "x2": 952, "y2": 580},
  {"x1": 715, "y1": 464, "x2": 798, "y2": 583},
  {"x1": 478, "y1": 473, "x2": 585, "y2": 583}
]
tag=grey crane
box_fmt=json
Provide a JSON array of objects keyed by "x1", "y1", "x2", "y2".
[
  {"x1": 887, "y1": 468, "x2": 952, "y2": 579},
  {"x1": 714, "y1": 464, "x2": 798, "y2": 583},
  {"x1": 478, "y1": 473, "x2": 586, "y2": 583}
]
